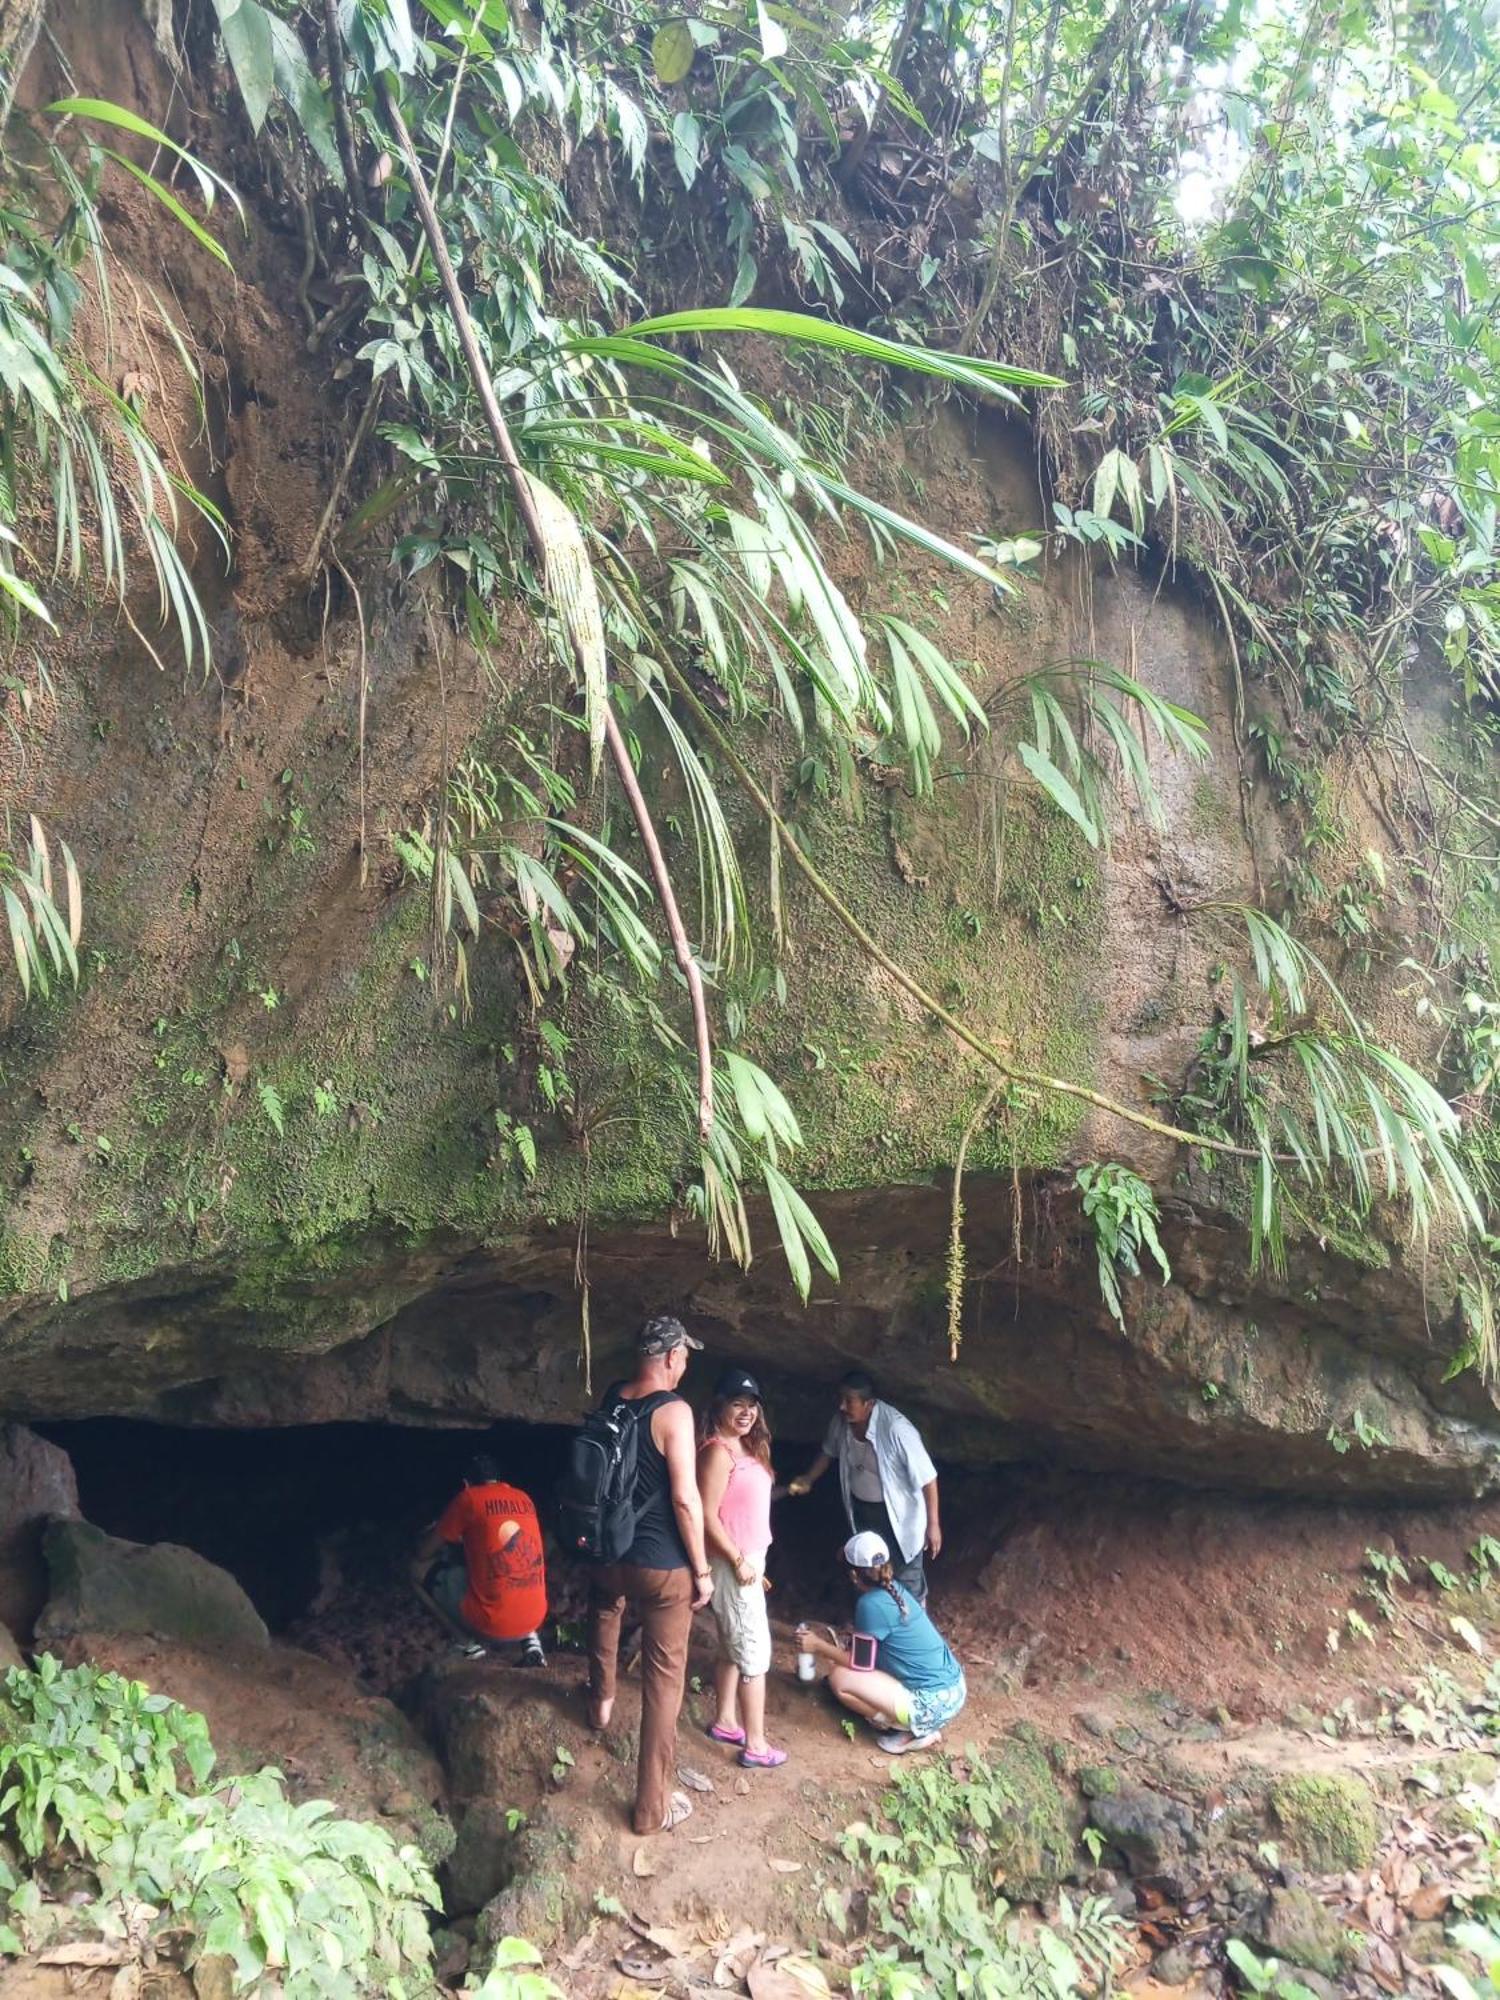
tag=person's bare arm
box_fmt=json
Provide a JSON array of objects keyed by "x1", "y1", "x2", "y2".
[
  {"x1": 698, "y1": 1442, "x2": 751, "y2": 1578},
  {"x1": 659, "y1": 1401, "x2": 712, "y2": 1605},
  {"x1": 788, "y1": 1450, "x2": 833, "y2": 1498},
  {"x1": 795, "y1": 1623, "x2": 848, "y2": 1662},
  {"x1": 923, "y1": 1477, "x2": 942, "y2": 1559}
]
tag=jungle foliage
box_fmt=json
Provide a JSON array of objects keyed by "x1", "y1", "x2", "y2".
[
  {"x1": 2, "y1": 0, "x2": 1499, "y2": 1337},
  {"x1": 0, "y1": 1656, "x2": 440, "y2": 1994}
]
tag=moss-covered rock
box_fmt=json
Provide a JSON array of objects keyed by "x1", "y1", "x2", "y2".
[
  {"x1": 976, "y1": 1733, "x2": 1079, "y2": 1896},
  {"x1": 1077, "y1": 1763, "x2": 1121, "y2": 1801},
  {"x1": 1251, "y1": 1884, "x2": 1352, "y2": 1979},
  {"x1": 1268, "y1": 1773, "x2": 1379, "y2": 1873},
  {"x1": 473, "y1": 1823, "x2": 585, "y2": 1954},
  {"x1": 35, "y1": 1519, "x2": 268, "y2": 1652}
]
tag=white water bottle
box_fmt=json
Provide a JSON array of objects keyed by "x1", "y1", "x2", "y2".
[{"x1": 795, "y1": 1626, "x2": 816, "y2": 1682}]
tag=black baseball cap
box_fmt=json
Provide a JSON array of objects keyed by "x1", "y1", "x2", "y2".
[
  {"x1": 636, "y1": 1313, "x2": 703, "y2": 1356},
  {"x1": 714, "y1": 1366, "x2": 762, "y2": 1401}
]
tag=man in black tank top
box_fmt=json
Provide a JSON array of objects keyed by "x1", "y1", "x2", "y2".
[{"x1": 586, "y1": 1313, "x2": 713, "y2": 1835}]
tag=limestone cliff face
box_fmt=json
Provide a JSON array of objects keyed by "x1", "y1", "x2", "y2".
[{"x1": 0, "y1": 0, "x2": 1487, "y2": 1493}]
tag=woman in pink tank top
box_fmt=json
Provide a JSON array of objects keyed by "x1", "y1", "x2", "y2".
[{"x1": 696, "y1": 1366, "x2": 787, "y2": 1769}]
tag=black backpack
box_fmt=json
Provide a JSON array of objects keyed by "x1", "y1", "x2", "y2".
[{"x1": 556, "y1": 1390, "x2": 671, "y2": 1561}]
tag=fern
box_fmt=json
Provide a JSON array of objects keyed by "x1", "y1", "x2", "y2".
[{"x1": 257, "y1": 1080, "x2": 286, "y2": 1139}]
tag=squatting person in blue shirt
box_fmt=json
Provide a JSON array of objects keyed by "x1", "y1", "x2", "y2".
[
  {"x1": 795, "y1": 1530, "x2": 967, "y2": 1755},
  {"x1": 786, "y1": 1369, "x2": 941, "y2": 1602}
]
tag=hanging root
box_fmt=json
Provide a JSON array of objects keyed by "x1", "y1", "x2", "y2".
[{"x1": 947, "y1": 1083, "x2": 1004, "y2": 1362}]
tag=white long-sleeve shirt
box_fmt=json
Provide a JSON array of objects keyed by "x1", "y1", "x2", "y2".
[{"x1": 822, "y1": 1401, "x2": 937, "y2": 1562}]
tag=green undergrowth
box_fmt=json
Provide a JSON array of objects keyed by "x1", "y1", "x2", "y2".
[
  {"x1": 0, "y1": 1656, "x2": 440, "y2": 1995},
  {"x1": 839, "y1": 1735, "x2": 1128, "y2": 1998}
]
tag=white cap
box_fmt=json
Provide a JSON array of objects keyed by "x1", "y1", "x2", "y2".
[{"x1": 843, "y1": 1530, "x2": 889, "y2": 1568}]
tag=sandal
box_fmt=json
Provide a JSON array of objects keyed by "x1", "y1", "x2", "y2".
[
  {"x1": 661, "y1": 1790, "x2": 694, "y2": 1831},
  {"x1": 739, "y1": 1745, "x2": 789, "y2": 1768},
  {"x1": 707, "y1": 1721, "x2": 746, "y2": 1745}
]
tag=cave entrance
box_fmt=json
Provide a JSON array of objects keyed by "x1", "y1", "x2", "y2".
[
  {"x1": 34, "y1": 1415, "x2": 893, "y2": 1691},
  {"x1": 38, "y1": 1417, "x2": 579, "y2": 1633}
]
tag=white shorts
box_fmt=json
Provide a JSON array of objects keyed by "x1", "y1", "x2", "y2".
[{"x1": 709, "y1": 1554, "x2": 772, "y2": 1678}]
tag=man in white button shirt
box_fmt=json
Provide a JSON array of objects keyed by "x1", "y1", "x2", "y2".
[{"x1": 787, "y1": 1369, "x2": 941, "y2": 1602}]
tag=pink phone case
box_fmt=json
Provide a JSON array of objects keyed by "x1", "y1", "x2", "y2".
[{"x1": 848, "y1": 1633, "x2": 877, "y2": 1672}]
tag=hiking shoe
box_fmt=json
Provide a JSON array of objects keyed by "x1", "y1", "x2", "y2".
[
  {"x1": 452, "y1": 1640, "x2": 486, "y2": 1660},
  {"x1": 877, "y1": 1728, "x2": 941, "y2": 1756},
  {"x1": 739, "y1": 1745, "x2": 788, "y2": 1768},
  {"x1": 520, "y1": 1636, "x2": 546, "y2": 1668}
]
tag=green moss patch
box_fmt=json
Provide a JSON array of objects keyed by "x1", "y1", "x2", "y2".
[{"x1": 1268, "y1": 1772, "x2": 1379, "y2": 1873}]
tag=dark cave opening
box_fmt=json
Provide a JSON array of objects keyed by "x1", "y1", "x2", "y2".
[
  {"x1": 34, "y1": 1414, "x2": 929, "y2": 1681},
  {"x1": 38, "y1": 1416, "x2": 593, "y2": 1632}
]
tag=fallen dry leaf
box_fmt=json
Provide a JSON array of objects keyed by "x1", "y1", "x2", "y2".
[
  {"x1": 1406, "y1": 1882, "x2": 1451, "y2": 1921},
  {"x1": 747, "y1": 1953, "x2": 834, "y2": 2000},
  {"x1": 109, "y1": 1965, "x2": 143, "y2": 2000},
  {"x1": 677, "y1": 1765, "x2": 715, "y2": 1794},
  {"x1": 712, "y1": 1928, "x2": 766, "y2": 1987},
  {"x1": 767, "y1": 1858, "x2": 803, "y2": 1874},
  {"x1": 632, "y1": 1922, "x2": 698, "y2": 1959},
  {"x1": 38, "y1": 1944, "x2": 130, "y2": 1967}
]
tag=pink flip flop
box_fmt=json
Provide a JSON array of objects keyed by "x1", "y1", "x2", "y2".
[
  {"x1": 739, "y1": 1745, "x2": 788, "y2": 1768},
  {"x1": 707, "y1": 1722, "x2": 746, "y2": 1745}
]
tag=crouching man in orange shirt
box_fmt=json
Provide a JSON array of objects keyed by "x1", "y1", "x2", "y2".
[{"x1": 413, "y1": 1454, "x2": 548, "y2": 1666}]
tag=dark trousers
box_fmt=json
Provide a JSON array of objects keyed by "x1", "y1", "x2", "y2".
[
  {"x1": 587, "y1": 1563, "x2": 694, "y2": 1833},
  {"x1": 426, "y1": 1554, "x2": 539, "y2": 1647},
  {"x1": 852, "y1": 1496, "x2": 926, "y2": 1603}
]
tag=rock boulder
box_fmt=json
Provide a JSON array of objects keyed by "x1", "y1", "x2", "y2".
[
  {"x1": 35, "y1": 1519, "x2": 269, "y2": 1652},
  {"x1": 0, "y1": 1423, "x2": 79, "y2": 1638},
  {"x1": 1089, "y1": 1782, "x2": 1198, "y2": 1875}
]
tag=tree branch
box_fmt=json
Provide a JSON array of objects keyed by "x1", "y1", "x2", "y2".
[{"x1": 381, "y1": 80, "x2": 715, "y2": 1141}]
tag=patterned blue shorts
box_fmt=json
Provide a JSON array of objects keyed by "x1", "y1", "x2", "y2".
[{"x1": 899, "y1": 1671, "x2": 967, "y2": 1736}]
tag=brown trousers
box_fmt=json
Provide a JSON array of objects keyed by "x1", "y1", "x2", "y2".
[{"x1": 587, "y1": 1562, "x2": 693, "y2": 1834}]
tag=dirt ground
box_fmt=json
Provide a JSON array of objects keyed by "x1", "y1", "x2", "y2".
[{"x1": 53, "y1": 1470, "x2": 1500, "y2": 1995}]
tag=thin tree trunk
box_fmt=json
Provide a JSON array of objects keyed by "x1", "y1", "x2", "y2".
[{"x1": 381, "y1": 81, "x2": 715, "y2": 1142}]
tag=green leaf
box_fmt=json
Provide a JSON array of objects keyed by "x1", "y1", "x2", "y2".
[
  {"x1": 444, "y1": 851, "x2": 481, "y2": 938},
  {"x1": 266, "y1": 14, "x2": 342, "y2": 178},
  {"x1": 1017, "y1": 741, "x2": 1099, "y2": 846},
  {"x1": 755, "y1": 0, "x2": 788, "y2": 59},
  {"x1": 3, "y1": 885, "x2": 33, "y2": 999},
  {"x1": 625, "y1": 307, "x2": 1063, "y2": 401},
  {"x1": 45, "y1": 98, "x2": 242, "y2": 217},
  {"x1": 728, "y1": 250, "x2": 757, "y2": 308},
  {"x1": 651, "y1": 19, "x2": 695, "y2": 83},
  {"x1": 101, "y1": 150, "x2": 231, "y2": 267},
  {"x1": 671, "y1": 110, "x2": 702, "y2": 190},
  {"x1": 1092, "y1": 447, "x2": 1120, "y2": 526},
  {"x1": 0, "y1": 566, "x2": 53, "y2": 625},
  {"x1": 763, "y1": 1163, "x2": 838, "y2": 1299},
  {"x1": 213, "y1": 0, "x2": 276, "y2": 133}
]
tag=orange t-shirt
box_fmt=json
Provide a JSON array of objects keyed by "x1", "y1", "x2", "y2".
[{"x1": 437, "y1": 1482, "x2": 548, "y2": 1641}]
